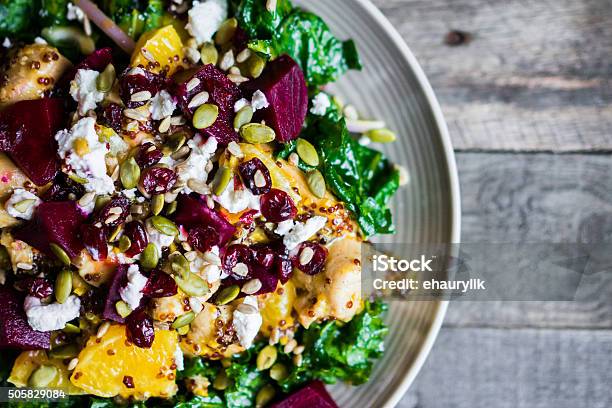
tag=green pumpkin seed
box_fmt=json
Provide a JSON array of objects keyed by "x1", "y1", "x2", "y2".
[
  {"x1": 165, "y1": 131, "x2": 188, "y2": 153},
  {"x1": 165, "y1": 201, "x2": 177, "y2": 216},
  {"x1": 29, "y1": 365, "x2": 58, "y2": 388},
  {"x1": 68, "y1": 173, "x2": 87, "y2": 184},
  {"x1": 247, "y1": 54, "x2": 266, "y2": 78},
  {"x1": 213, "y1": 369, "x2": 230, "y2": 390},
  {"x1": 256, "y1": 345, "x2": 278, "y2": 371},
  {"x1": 212, "y1": 166, "x2": 233, "y2": 196},
  {"x1": 55, "y1": 269, "x2": 72, "y2": 303},
  {"x1": 172, "y1": 311, "x2": 196, "y2": 329},
  {"x1": 214, "y1": 18, "x2": 238, "y2": 45},
  {"x1": 170, "y1": 252, "x2": 191, "y2": 278},
  {"x1": 233, "y1": 105, "x2": 254, "y2": 130},
  {"x1": 49, "y1": 344, "x2": 79, "y2": 359},
  {"x1": 240, "y1": 123, "x2": 276, "y2": 144},
  {"x1": 255, "y1": 384, "x2": 276, "y2": 408},
  {"x1": 193, "y1": 104, "x2": 219, "y2": 129},
  {"x1": 63, "y1": 323, "x2": 81, "y2": 334},
  {"x1": 95, "y1": 195, "x2": 111, "y2": 212},
  {"x1": 50, "y1": 243, "x2": 71, "y2": 266},
  {"x1": 140, "y1": 243, "x2": 159, "y2": 270},
  {"x1": 306, "y1": 170, "x2": 326, "y2": 198},
  {"x1": 177, "y1": 325, "x2": 189, "y2": 335},
  {"x1": 296, "y1": 139, "x2": 319, "y2": 166},
  {"x1": 13, "y1": 199, "x2": 36, "y2": 214},
  {"x1": 174, "y1": 273, "x2": 209, "y2": 297},
  {"x1": 115, "y1": 300, "x2": 132, "y2": 318},
  {"x1": 215, "y1": 285, "x2": 240, "y2": 305},
  {"x1": 118, "y1": 235, "x2": 132, "y2": 252},
  {"x1": 151, "y1": 194, "x2": 165, "y2": 216},
  {"x1": 269, "y1": 363, "x2": 289, "y2": 381},
  {"x1": 200, "y1": 43, "x2": 219, "y2": 65},
  {"x1": 96, "y1": 64, "x2": 116, "y2": 93},
  {"x1": 150, "y1": 215, "x2": 179, "y2": 236},
  {"x1": 120, "y1": 157, "x2": 141, "y2": 189},
  {"x1": 366, "y1": 128, "x2": 397, "y2": 143}
]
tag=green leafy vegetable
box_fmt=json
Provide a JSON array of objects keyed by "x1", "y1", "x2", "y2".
[
  {"x1": 0, "y1": 0, "x2": 38, "y2": 37},
  {"x1": 172, "y1": 394, "x2": 224, "y2": 408},
  {"x1": 102, "y1": 0, "x2": 164, "y2": 39},
  {"x1": 234, "y1": 0, "x2": 293, "y2": 39},
  {"x1": 39, "y1": 0, "x2": 70, "y2": 26}
]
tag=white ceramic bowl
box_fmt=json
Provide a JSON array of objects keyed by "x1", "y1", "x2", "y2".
[{"x1": 293, "y1": 0, "x2": 462, "y2": 406}]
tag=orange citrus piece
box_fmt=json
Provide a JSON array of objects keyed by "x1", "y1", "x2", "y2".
[
  {"x1": 131, "y1": 25, "x2": 185, "y2": 75},
  {"x1": 8, "y1": 350, "x2": 85, "y2": 394}
]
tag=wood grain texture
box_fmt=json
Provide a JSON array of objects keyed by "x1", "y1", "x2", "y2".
[
  {"x1": 398, "y1": 328, "x2": 612, "y2": 408},
  {"x1": 371, "y1": 0, "x2": 612, "y2": 151}
]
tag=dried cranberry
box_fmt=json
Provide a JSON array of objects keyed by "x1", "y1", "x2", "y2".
[
  {"x1": 238, "y1": 158, "x2": 272, "y2": 195},
  {"x1": 292, "y1": 242, "x2": 328, "y2": 275},
  {"x1": 188, "y1": 225, "x2": 219, "y2": 253},
  {"x1": 96, "y1": 197, "x2": 130, "y2": 228},
  {"x1": 251, "y1": 245, "x2": 276, "y2": 269},
  {"x1": 174, "y1": 195, "x2": 236, "y2": 245},
  {"x1": 142, "y1": 269, "x2": 178, "y2": 298},
  {"x1": 222, "y1": 244, "x2": 252, "y2": 279},
  {"x1": 120, "y1": 69, "x2": 168, "y2": 109},
  {"x1": 81, "y1": 224, "x2": 108, "y2": 260},
  {"x1": 125, "y1": 307, "x2": 155, "y2": 348},
  {"x1": 42, "y1": 173, "x2": 85, "y2": 202},
  {"x1": 260, "y1": 189, "x2": 297, "y2": 223},
  {"x1": 101, "y1": 103, "x2": 123, "y2": 132},
  {"x1": 81, "y1": 287, "x2": 105, "y2": 315},
  {"x1": 141, "y1": 167, "x2": 177, "y2": 195},
  {"x1": 123, "y1": 375, "x2": 135, "y2": 389},
  {"x1": 255, "y1": 241, "x2": 292, "y2": 283},
  {"x1": 123, "y1": 221, "x2": 148, "y2": 257},
  {"x1": 135, "y1": 142, "x2": 163, "y2": 168},
  {"x1": 16, "y1": 278, "x2": 54, "y2": 298}
]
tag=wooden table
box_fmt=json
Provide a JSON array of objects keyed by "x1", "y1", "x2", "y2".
[{"x1": 370, "y1": 0, "x2": 612, "y2": 406}]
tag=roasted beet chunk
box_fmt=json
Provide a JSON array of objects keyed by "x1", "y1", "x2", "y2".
[
  {"x1": 238, "y1": 158, "x2": 272, "y2": 195},
  {"x1": 42, "y1": 173, "x2": 86, "y2": 202},
  {"x1": 81, "y1": 224, "x2": 108, "y2": 261},
  {"x1": 123, "y1": 221, "x2": 149, "y2": 258},
  {"x1": 270, "y1": 381, "x2": 338, "y2": 408},
  {"x1": 174, "y1": 64, "x2": 241, "y2": 145},
  {"x1": 260, "y1": 189, "x2": 297, "y2": 222},
  {"x1": 0, "y1": 98, "x2": 64, "y2": 185},
  {"x1": 103, "y1": 265, "x2": 129, "y2": 323},
  {"x1": 142, "y1": 269, "x2": 178, "y2": 298},
  {"x1": 60, "y1": 47, "x2": 114, "y2": 87},
  {"x1": 0, "y1": 286, "x2": 51, "y2": 350},
  {"x1": 244, "y1": 55, "x2": 308, "y2": 142},
  {"x1": 174, "y1": 194, "x2": 236, "y2": 245},
  {"x1": 120, "y1": 68, "x2": 168, "y2": 109},
  {"x1": 13, "y1": 201, "x2": 85, "y2": 259},
  {"x1": 125, "y1": 307, "x2": 155, "y2": 348}
]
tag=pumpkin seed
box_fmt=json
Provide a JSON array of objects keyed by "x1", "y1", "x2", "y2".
[
  {"x1": 13, "y1": 199, "x2": 36, "y2": 213},
  {"x1": 95, "y1": 195, "x2": 111, "y2": 212},
  {"x1": 193, "y1": 104, "x2": 219, "y2": 129},
  {"x1": 269, "y1": 363, "x2": 289, "y2": 381},
  {"x1": 166, "y1": 130, "x2": 188, "y2": 153},
  {"x1": 247, "y1": 54, "x2": 266, "y2": 78},
  {"x1": 63, "y1": 322, "x2": 81, "y2": 334},
  {"x1": 256, "y1": 345, "x2": 278, "y2": 371},
  {"x1": 200, "y1": 42, "x2": 219, "y2": 65},
  {"x1": 255, "y1": 385, "x2": 276, "y2": 408},
  {"x1": 366, "y1": 128, "x2": 397, "y2": 143},
  {"x1": 214, "y1": 18, "x2": 238, "y2": 45},
  {"x1": 165, "y1": 200, "x2": 177, "y2": 216},
  {"x1": 50, "y1": 243, "x2": 71, "y2": 266},
  {"x1": 120, "y1": 157, "x2": 140, "y2": 189},
  {"x1": 174, "y1": 273, "x2": 209, "y2": 297},
  {"x1": 212, "y1": 166, "x2": 233, "y2": 196},
  {"x1": 108, "y1": 224, "x2": 123, "y2": 242},
  {"x1": 170, "y1": 252, "x2": 191, "y2": 278},
  {"x1": 233, "y1": 105, "x2": 254, "y2": 130},
  {"x1": 177, "y1": 325, "x2": 189, "y2": 335},
  {"x1": 215, "y1": 284, "x2": 240, "y2": 305},
  {"x1": 55, "y1": 269, "x2": 72, "y2": 303},
  {"x1": 118, "y1": 235, "x2": 132, "y2": 252},
  {"x1": 96, "y1": 64, "x2": 116, "y2": 92},
  {"x1": 29, "y1": 365, "x2": 58, "y2": 388},
  {"x1": 140, "y1": 243, "x2": 159, "y2": 270},
  {"x1": 306, "y1": 170, "x2": 326, "y2": 198},
  {"x1": 240, "y1": 123, "x2": 276, "y2": 144},
  {"x1": 150, "y1": 215, "x2": 179, "y2": 236},
  {"x1": 213, "y1": 369, "x2": 230, "y2": 390},
  {"x1": 115, "y1": 300, "x2": 132, "y2": 318},
  {"x1": 296, "y1": 138, "x2": 319, "y2": 166},
  {"x1": 172, "y1": 311, "x2": 196, "y2": 329},
  {"x1": 68, "y1": 173, "x2": 87, "y2": 184},
  {"x1": 49, "y1": 344, "x2": 79, "y2": 359},
  {"x1": 151, "y1": 194, "x2": 165, "y2": 216}
]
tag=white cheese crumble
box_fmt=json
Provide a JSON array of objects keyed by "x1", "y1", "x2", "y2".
[
  {"x1": 186, "y1": 0, "x2": 228, "y2": 46},
  {"x1": 146, "y1": 219, "x2": 175, "y2": 255},
  {"x1": 5, "y1": 189, "x2": 41, "y2": 220},
  {"x1": 274, "y1": 220, "x2": 295, "y2": 236},
  {"x1": 234, "y1": 98, "x2": 250, "y2": 112},
  {"x1": 174, "y1": 345, "x2": 185, "y2": 371},
  {"x1": 251, "y1": 90, "x2": 269, "y2": 111},
  {"x1": 175, "y1": 136, "x2": 218, "y2": 193},
  {"x1": 310, "y1": 93, "x2": 331, "y2": 116},
  {"x1": 70, "y1": 69, "x2": 105, "y2": 116},
  {"x1": 34, "y1": 37, "x2": 47, "y2": 45},
  {"x1": 55, "y1": 117, "x2": 115, "y2": 195},
  {"x1": 214, "y1": 178, "x2": 260, "y2": 214},
  {"x1": 280, "y1": 216, "x2": 328, "y2": 250},
  {"x1": 3, "y1": 38, "x2": 12, "y2": 48},
  {"x1": 119, "y1": 264, "x2": 148, "y2": 310},
  {"x1": 150, "y1": 90, "x2": 177, "y2": 120},
  {"x1": 67, "y1": 2, "x2": 84, "y2": 21},
  {"x1": 24, "y1": 295, "x2": 81, "y2": 332},
  {"x1": 232, "y1": 296, "x2": 262, "y2": 349}
]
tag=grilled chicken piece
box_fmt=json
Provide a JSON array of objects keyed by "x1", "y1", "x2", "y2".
[
  {"x1": 0, "y1": 230, "x2": 35, "y2": 272},
  {"x1": 0, "y1": 44, "x2": 71, "y2": 105}
]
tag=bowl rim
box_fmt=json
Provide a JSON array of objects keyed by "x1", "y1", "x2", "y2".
[{"x1": 351, "y1": 0, "x2": 462, "y2": 406}]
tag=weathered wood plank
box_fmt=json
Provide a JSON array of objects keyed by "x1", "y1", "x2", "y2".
[
  {"x1": 398, "y1": 327, "x2": 612, "y2": 408},
  {"x1": 372, "y1": 0, "x2": 612, "y2": 151}
]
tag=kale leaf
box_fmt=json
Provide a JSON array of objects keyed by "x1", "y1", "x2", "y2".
[
  {"x1": 102, "y1": 0, "x2": 164, "y2": 39},
  {"x1": 39, "y1": 0, "x2": 70, "y2": 26},
  {"x1": 0, "y1": 0, "x2": 39, "y2": 37},
  {"x1": 172, "y1": 394, "x2": 224, "y2": 408},
  {"x1": 234, "y1": 0, "x2": 293, "y2": 39}
]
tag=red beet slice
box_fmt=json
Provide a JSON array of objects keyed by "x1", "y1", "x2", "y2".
[
  {"x1": 103, "y1": 264, "x2": 129, "y2": 323},
  {"x1": 0, "y1": 286, "x2": 51, "y2": 350},
  {"x1": 13, "y1": 201, "x2": 85, "y2": 259},
  {"x1": 270, "y1": 381, "x2": 338, "y2": 408},
  {"x1": 0, "y1": 98, "x2": 64, "y2": 185},
  {"x1": 244, "y1": 55, "x2": 308, "y2": 143},
  {"x1": 174, "y1": 194, "x2": 236, "y2": 245},
  {"x1": 173, "y1": 64, "x2": 241, "y2": 145},
  {"x1": 60, "y1": 47, "x2": 114, "y2": 87}
]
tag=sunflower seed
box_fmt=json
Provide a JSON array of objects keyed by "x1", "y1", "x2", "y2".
[
  {"x1": 288, "y1": 152, "x2": 299, "y2": 166},
  {"x1": 186, "y1": 77, "x2": 200, "y2": 92},
  {"x1": 232, "y1": 262, "x2": 249, "y2": 277},
  {"x1": 141, "y1": 47, "x2": 156, "y2": 62},
  {"x1": 228, "y1": 73, "x2": 249, "y2": 84},
  {"x1": 219, "y1": 50, "x2": 235, "y2": 71},
  {"x1": 187, "y1": 91, "x2": 209, "y2": 109},
  {"x1": 236, "y1": 48, "x2": 252, "y2": 63},
  {"x1": 254, "y1": 170, "x2": 266, "y2": 188},
  {"x1": 187, "y1": 179, "x2": 211, "y2": 195},
  {"x1": 170, "y1": 116, "x2": 186, "y2": 126},
  {"x1": 299, "y1": 247, "x2": 314, "y2": 265},
  {"x1": 131, "y1": 90, "x2": 152, "y2": 102},
  {"x1": 67, "y1": 358, "x2": 79, "y2": 371},
  {"x1": 293, "y1": 345, "x2": 305, "y2": 355},
  {"x1": 158, "y1": 116, "x2": 172, "y2": 133},
  {"x1": 242, "y1": 278, "x2": 262, "y2": 295},
  {"x1": 229, "y1": 66, "x2": 241, "y2": 75},
  {"x1": 78, "y1": 192, "x2": 95, "y2": 207},
  {"x1": 97, "y1": 321, "x2": 110, "y2": 338},
  {"x1": 203, "y1": 250, "x2": 221, "y2": 265},
  {"x1": 284, "y1": 339, "x2": 297, "y2": 354},
  {"x1": 227, "y1": 141, "x2": 243, "y2": 158},
  {"x1": 124, "y1": 108, "x2": 149, "y2": 122},
  {"x1": 16, "y1": 262, "x2": 33, "y2": 270}
]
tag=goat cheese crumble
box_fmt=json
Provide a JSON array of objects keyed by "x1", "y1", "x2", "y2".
[
  {"x1": 214, "y1": 178, "x2": 260, "y2": 214},
  {"x1": 175, "y1": 136, "x2": 218, "y2": 193},
  {"x1": 187, "y1": 0, "x2": 228, "y2": 45},
  {"x1": 67, "y1": 2, "x2": 84, "y2": 21},
  {"x1": 150, "y1": 90, "x2": 177, "y2": 120},
  {"x1": 70, "y1": 69, "x2": 105, "y2": 115},
  {"x1": 174, "y1": 345, "x2": 185, "y2": 371},
  {"x1": 251, "y1": 90, "x2": 269, "y2": 111},
  {"x1": 310, "y1": 93, "x2": 331, "y2": 116},
  {"x1": 278, "y1": 216, "x2": 328, "y2": 250},
  {"x1": 5, "y1": 189, "x2": 41, "y2": 220},
  {"x1": 119, "y1": 265, "x2": 148, "y2": 310},
  {"x1": 146, "y1": 219, "x2": 175, "y2": 255},
  {"x1": 232, "y1": 296, "x2": 262, "y2": 349},
  {"x1": 24, "y1": 295, "x2": 81, "y2": 332},
  {"x1": 234, "y1": 98, "x2": 250, "y2": 112}
]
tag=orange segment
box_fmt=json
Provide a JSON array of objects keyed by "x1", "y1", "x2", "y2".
[
  {"x1": 8, "y1": 350, "x2": 85, "y2": 394},
  {"x1": 70, "y1": 325, "x2": 179, "y2": 399},
  {"x1": 131, "y1": 25, "x2": 185, "y2": 75}
]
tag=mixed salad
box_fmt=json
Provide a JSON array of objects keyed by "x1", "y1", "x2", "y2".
[{"x1": 0, "y1": 0, "x2": 405, "y2": 406}]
